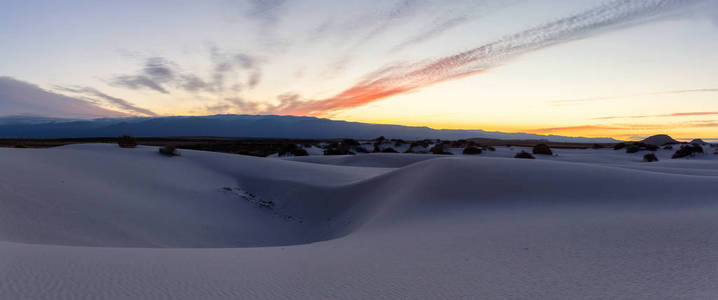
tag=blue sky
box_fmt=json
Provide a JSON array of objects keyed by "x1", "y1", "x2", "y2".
[{"x1": 1, "y1": 0, "x2": 718, "y2": 139}]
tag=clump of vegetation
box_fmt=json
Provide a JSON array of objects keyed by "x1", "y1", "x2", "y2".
[
  {"x1": 672, "y1": 144, "x2": 703, "y2": 159},
  {"x1": 613, "y1": 143, "x2": 626, "y2": 150},
  {"x1": 625, "y1": 142, "x2": 658, "y2": 153},
  {"x1": 324, "y1": 142, "x2": 355, "y2": 155},
  {"x1": 663, "y1": 145, "x2": 673, "y2": 150},
  {"x1": 643, "y1": 153, "x2": 658, "y2": 162},
  {"x1": 342, "y1": 139, "x2": 360, "y2": 146},
  {"x1": 117, "y1": 135, "x2": 137, "y2": 148},
  {"x1": 381, "y1": 147, "x2": 398, "y2": 153},
  {"x1": 430, "y1": 145, "x2": 452, "y2": 155},
  {"x1": 462, "y1": 146, "x2": 482, "y2": 155},
  {"x1": 159, "y1": 145, "x2": 180, "y2": 156},
  {"x1": 532, "y1": 144, "x2": 552, "y2": 155},
  {"x1": 592, "y1": 144, "x2": 603, "y2": 149},
  {"x1": 514, "y1": 151, "x2": 535, "y2": 159},
  {"x1": 354, "y1": 146, "x2": 370, "y2": 153},
  {"x1": 626, "y1": 145, "x2": 641, "y2": 153},
  {"x1": 14, "y1": 143, "x2": 28, "y2": 148},
  {"x1": 643, "y1": 143, "x2": 659, "y2": 151},
  {"x1": 278, "y1": 144, "x2": 309, "y2": 157}
]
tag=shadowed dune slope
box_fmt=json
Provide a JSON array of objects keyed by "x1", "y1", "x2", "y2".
[{"x1": 1, "y1": 144, "x2": 717, "y2": 248}]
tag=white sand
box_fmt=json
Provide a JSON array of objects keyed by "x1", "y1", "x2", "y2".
[{"x1": 1, "y1": 144, "x2": 717, "y2": 299}]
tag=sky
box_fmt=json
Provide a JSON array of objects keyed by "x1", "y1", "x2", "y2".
[{"x1": 1, "y1": 0, "x2": 718, "y2": 140}]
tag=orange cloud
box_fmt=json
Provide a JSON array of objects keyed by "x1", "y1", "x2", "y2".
[{"x1": 273, "y1": 0, "x2": 705, "y2": 116}]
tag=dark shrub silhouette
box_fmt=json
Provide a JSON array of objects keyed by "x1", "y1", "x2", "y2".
[
  {"x1": 430, "y1": 145, "x2": 452, "y2": 155},
  {"x1": 672, "y1": 144, "x2": 703, "y2": 159},
  {"x1": 643, "y1": 153, "x2": 658, "y2": 162},
  {"x1": 592, "y1": 144, "x2": 603, "y2": 149},
  {"x1": 324, "y1": 142, "x2": 355, "y2": 155},
  {"x1": 375, "y1": 136, "x2": 386, "y2": 142},
  {"x1": 372, "y1": 143, "x2": 381, "y2": 153},
  {"x1": 626, "y1": 145, "x2": 640, "y2": 153},
  {"x1": 462, "y1": 146, "x2": 482, "y2": 155},
  {"x1": 14, "y1": 143, "x2": 28, "y2": 148},
  {"x1": 532, "y1": 144, "x2": 552, "y2": 155},
  {"x1": 644, "y1": 144, "x2": 658, "y2": 151},
  {"x1": 118, "y1": 135, "x2": 137, "y2": 148},
  {"x1": 159, "y1": 145, "x2": 180, "y2": 156},
  {"x1": 613, "y1": 143, "x2": 626, "y2": 150},
  {"x1": 354, "y1": 146, "x2": 369, "y2": 153},
  {"x1": 342, "y1": 139, "x2": 360, "y2": 146},
  {"x1": 514, "y1": 151, "x2": 535, "y2": 159},
  {"x1": 663, "y1": 145, "x2": 673, "y2": 150},
  {"x1": 381, "y1": 147, "x2": 398, "y2": 153},
  {"x1": 278, "y1": 144, "x2": 308, "y2": 156}
]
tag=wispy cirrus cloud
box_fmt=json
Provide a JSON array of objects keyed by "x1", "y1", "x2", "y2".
[
  {"x1": 551, "y1": 88, "x2": 718, "y2": 105},
  {"x1": 593, "y1": 111, "x2": 718, "y2": 120},
  {"x1": 274, "y1": 0, "x2": 708, "y2": 116}
]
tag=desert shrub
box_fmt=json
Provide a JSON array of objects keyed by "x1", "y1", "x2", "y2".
[
  {"x1": 663, "y1": 145, "x2": 673, "y2": 150},
  {"x1": 514, "y1": 151, "x2": 535, "y2": 159},
  {"x1": 381, "y1": 147, "x2": 398, "y2": 153},
  {"x1": 450, "y1": 140, "x2": 466, "y2": 148},
  {"x1": 277, "y1": 144, "x2": 308, "y2": 156},
  {"x1": 430, "y1": 145, "x2": 452, "y2": 155},
  {"x1": 532, "y1": 144, "x2": 552, "y2": 155},
  {"x1": 14, "y1": 143, "x2": 28, "y2": 148},
  {"x1": 342, "y1": 139, "x2": 360, "y2": 146},
  {"x1": 372, "y1": 143, "x2": 381, "y2": 153},
  {"x1": 644, "y1": 144, "x2": 658, "y2": 151},
  {"x1": 354, "y1": 146, "x2": 369, "y2": 153},
  {"x1": 324, "y1": 142, "x2": 355, "y2": 155},
  {"x1": 375, "y1": 136, "x2": 386, "y2": 142},
  {"x1": 278, "y1": 144, "x2": 299, "y2": 156},
  {"x1": 643, "y1": 153, "x2": 658, "y2": 162},
  {"x1": 625, "y1": 145, "x2": 640, "y2": 153},
  {"x1": 462, "y1": 146, "x2": 482, "y2": 155},
  {"x1": 613, "y1": 143, "x2": 626, "y2": 150},
  {"x1": 672, "y1": 144, "x2": 703, "y2": 159},
  {"x1": 159, "y1": 145, "x2": 180, "y2": 156},
  {"x1": 118, "y1": 135, "x2": 137, "y2": 148},
  {"x1": 411, "y1": 140, "x2": 431, "y2": 148}
]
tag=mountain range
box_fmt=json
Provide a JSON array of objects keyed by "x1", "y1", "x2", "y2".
[{"x1": 0, "y1": 114, "x2": 620, "y2": 143}]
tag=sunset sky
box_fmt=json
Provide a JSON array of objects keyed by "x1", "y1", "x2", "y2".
[{"x1": 2, "y1": 0, "x2": 718, "y2": 140}]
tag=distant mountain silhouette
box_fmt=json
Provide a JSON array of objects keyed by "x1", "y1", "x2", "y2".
[{"x1": 0, "y1": 114, "x2": 620, "y2": 143}]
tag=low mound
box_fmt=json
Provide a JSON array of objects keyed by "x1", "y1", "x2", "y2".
[{"x1": 641, "y1": 134, "x2": 678, "y2": 146}]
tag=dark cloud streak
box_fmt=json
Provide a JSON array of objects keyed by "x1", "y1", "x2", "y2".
[{"x1": 55, "y1": 86, "x2": 157, "y2": 116}]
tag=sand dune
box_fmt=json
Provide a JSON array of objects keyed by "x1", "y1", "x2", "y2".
[{"x1": 1, "y1": 144, "x2": 718, "y2": 299}]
